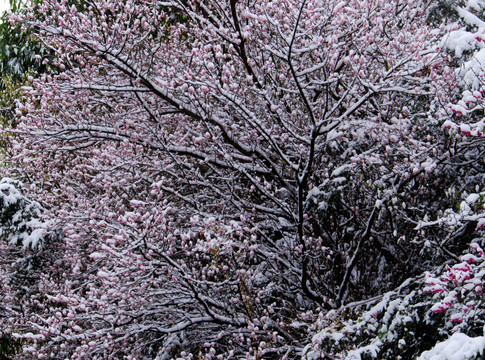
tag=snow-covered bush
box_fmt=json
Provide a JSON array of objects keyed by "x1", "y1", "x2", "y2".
[
  {"x1": 0, "y1": 177, "x2": 61, "y2": 359},
  {"x1": 302, "y1": 1, "x2": 485, "y2": 358},
  {"x1": 0, "y1": 177, "x2": 46, "y2": 249},
  {"x1": 304, "y1": 237, "x2": 485, "y2": 359}
]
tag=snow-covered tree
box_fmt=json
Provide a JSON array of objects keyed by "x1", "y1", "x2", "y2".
[{"x1": 1, "y1": 0, "x2": 483, "y2": 358}]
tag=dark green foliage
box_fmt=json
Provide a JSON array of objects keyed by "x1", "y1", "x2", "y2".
[
  {"x1": 427, "y1": 0, "x2": 463, "y2": 25},
  {"x1": 0, "y1": 332, "x2": 22, "y2": 359},
  {"x1": 0, "y1": 0, "x2": 49, "y2": 90}
]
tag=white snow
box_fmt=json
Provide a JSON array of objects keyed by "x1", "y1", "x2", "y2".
[
  {"x1": 332, "y1": 177, "x2": 347, "y2": 184},
  {"x1": 22, "y1": 228, "x2": 45, "y2": 249},
  {"x1": 445, "y1": 29, "x2": 480, "y2": 58},
  {"x1": 346, "y1": 340, "x2": 383, "y2": 359},
  {"x1": 89, "y1": 252, "x2": 106, "y2": 260},
  {"x1": 457, "y1": 6, "x2": 485, "y2": 28},
  {"x1": 0, "y1": 1, "x2": 8, "y2": 15},
  {"x1": 331, "y1": 164, "x2": 352, "y2": 177},
  {"x1": 466, "y1": 0, "x2": 484, "y2": 12},
  {"x1": 306, "y1": 187, "x2": 321, "y2": 201},
  {"x1": 466, "y1": 193, "x2": 481, "y2": 204},
  {"x1": 97, "y1": 270, "x2": 111, "y2": 280},
  {"x1": 418, "y1": 333, "x2": 485, "y2": 360},
  {"x1": 444, "y1": 5, "x2": 485, "y2": 90}
]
